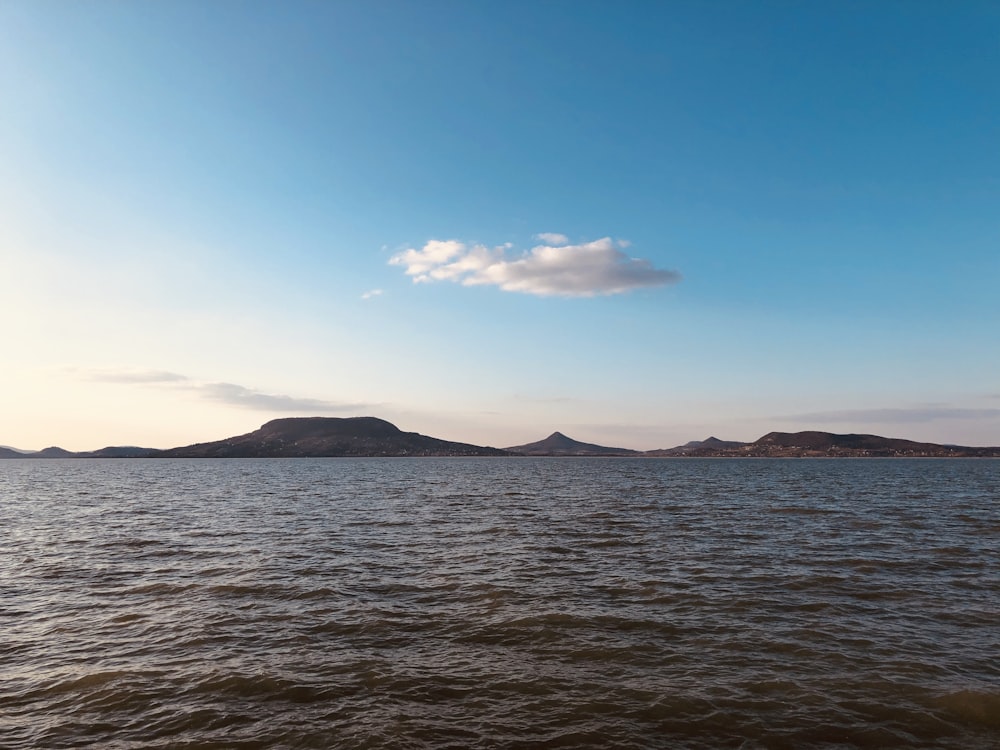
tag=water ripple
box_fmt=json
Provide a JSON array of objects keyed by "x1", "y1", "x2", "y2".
[{"x1": 1, "y1": 457, "x2": 998, "y2": 748}]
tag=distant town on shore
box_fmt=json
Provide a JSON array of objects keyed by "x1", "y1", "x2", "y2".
[{"x1": 3, "y1": 417, "x2": 999, "y2": 459}]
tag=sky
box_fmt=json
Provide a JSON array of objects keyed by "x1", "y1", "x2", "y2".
[{"x1": 2, "y1": 0, "x2": 999, "y2": 451}]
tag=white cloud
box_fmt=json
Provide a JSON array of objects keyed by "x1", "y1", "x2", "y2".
[
  {"x1": 361, "y1": 289, "x2": 383, "y2": 300},
  {"x1": 389, "y1": 236, "x2": 680, "y2": 297},
  {"x1": 535, "y1": 232, "x2": 569, "y2": 245},
  {"x1": 388, "y1": 239, "x2": 465, "y2": 277}
]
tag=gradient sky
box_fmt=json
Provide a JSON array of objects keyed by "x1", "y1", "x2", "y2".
[{"x1": 2, "y1": 1, "x2": 999, "y2": 451}]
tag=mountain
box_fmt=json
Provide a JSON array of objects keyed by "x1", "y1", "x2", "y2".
[
  {"x1": 35, "y1": 446, "x2": 76, "y2": 458},
  {"x1": 2, "y1": 423, "x2": 997, "y2": 459},
  {"x1": 81, "y1": 446, "x2": 157, "y2": 458},
  {"x1": 505, "y1": 431, "x2": 638, "y2": 456},
  {"x1": 747, "y1": 431, "x2": 993, "y2": 456},
  {"x1": 0, "y1": 445, "x2": 155, "y2": 459},
  {"x1": 644, "y1": 436, "x2": 749, "y2": 456},
  {"x1": 662, "y1": 431, "x2": 1000, "y2": 457},
  {"x1": 153, "y1": 417, "x2": 510, "y2": 458},
  {"x1": 1, "y1": 445, "x2": 35, "y2": 455}
]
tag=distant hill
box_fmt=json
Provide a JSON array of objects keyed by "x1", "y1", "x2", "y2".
[
  {"x1": 154, "y1": 417, "x2": 510, "y2": 458},
  {"x1": 505, "y1": 431, "x2": 638, "y2": 456},
  {"x1": 2, "y1": 424, "x2": 997, "y2": 459},
  {"x1": 684, "y1": 431, "x2": 1000, "y2": 457},
  {"x1": 1, "y1": 444, "x2": 34, "y2": 455},
  {"x1": 644, "y1": 436, "x2": 748, "y2": 456},
  {"x1": 82, "y1": 446, "x2": 157, "y2": 458},
  {"x1": 35, "y1": 446, "x2": 76, "y2": 458},
  {"x1": 0, "y1": 445, "x2": 156, "y2": 459},
  {"x1": 745, "y1": 431, "x2": 1000, "y2": 456}
]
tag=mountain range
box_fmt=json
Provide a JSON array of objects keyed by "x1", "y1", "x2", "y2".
[{"x1": 2, "y1": 418, "x2": 999, "y2": 458}]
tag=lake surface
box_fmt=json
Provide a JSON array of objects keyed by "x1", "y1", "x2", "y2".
[{"x1": 1, "y1": 458, "x2": 998, "y2": 749}]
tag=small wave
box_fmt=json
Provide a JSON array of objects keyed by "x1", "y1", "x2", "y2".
[
  {"x1": 766, "y1": 506, "x2": 838, "y2": 515},
  {"x1": 189, "y1": 671, "x2": 325, "y2": 703},
  {"x1": 108, "y1": 612, "x2": 146, "y2": 624},
  {"x1": 204, "y1": 583, "x2": 291, "y2": 597},
  {"x1": 125, "y1": 582, "x2": 198, "y2": 596},
  {"x1": 936, "y1": 689, "x2": 1000, "y2": 728}
]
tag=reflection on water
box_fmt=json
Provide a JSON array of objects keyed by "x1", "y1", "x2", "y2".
[{"x1": 1, "y1": 457, "x2": 998, "y2": 748}]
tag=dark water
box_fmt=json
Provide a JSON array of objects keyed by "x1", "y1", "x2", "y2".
[{"x1": 1, "y1": 458, "x2": 998, "y2": 749}]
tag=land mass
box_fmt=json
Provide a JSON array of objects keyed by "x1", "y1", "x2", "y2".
[
  {"x1": 504, "y1": 431, "x2": 638, "y2": 456},
  {"x1": 645, "y1": 436, "x2": 749, "y2": 456},
  {"x1": 645, "y1": 431, "x2": 1000, "y2": 458},
  {"x1": 155, "y1": 417, "x2": 510, "y2": 457},
  {"x1": 1, "y1": 420, "x2": 999, "y2": 458},
  {"x1": 0, "y1": 444, "x2": 155, "y2": 459}
]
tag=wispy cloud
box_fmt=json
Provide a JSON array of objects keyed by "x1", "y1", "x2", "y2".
[
  {"x1": 778, "y1": 406, "x2": 1000, "y2": 424},
  {"x1": 200, "y1": 383, "x2": 369, "y2": 413},
  {"x1": 88, "y1": 368, "x2": 189, "y2": 384},
  {"x1": 361, "y1": 289, "x2": 383, "y2": 300},
  {"x1": 389, "y1": 236, "x2": 680, "y2": 297},
  {"x1": 84, "y1": 367, "x2": 368, "y2": 414}
]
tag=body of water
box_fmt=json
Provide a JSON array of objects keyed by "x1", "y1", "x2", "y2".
[{"x1": 1, "y1": 458, "x2": 998, "y2": 748}]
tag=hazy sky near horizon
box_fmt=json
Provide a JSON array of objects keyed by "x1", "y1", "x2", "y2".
[{"x1": 2, "y1": 0, "x2": 999, "y2": 451}]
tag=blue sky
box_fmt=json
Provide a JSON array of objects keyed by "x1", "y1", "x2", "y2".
[{"x1": 2, "y1": 1, "x2": 998, "y2": 450}]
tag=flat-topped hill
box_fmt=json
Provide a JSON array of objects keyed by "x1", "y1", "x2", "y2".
[
  {"x1": 754, "y1": 431, "x2": 951, "y2": 452},
  {"x1": 155, "y1": 417, "x2": 510, "y2": 458},
  {"x1": 724, "y1": 431, "x2": 998, "y2": 457}
]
